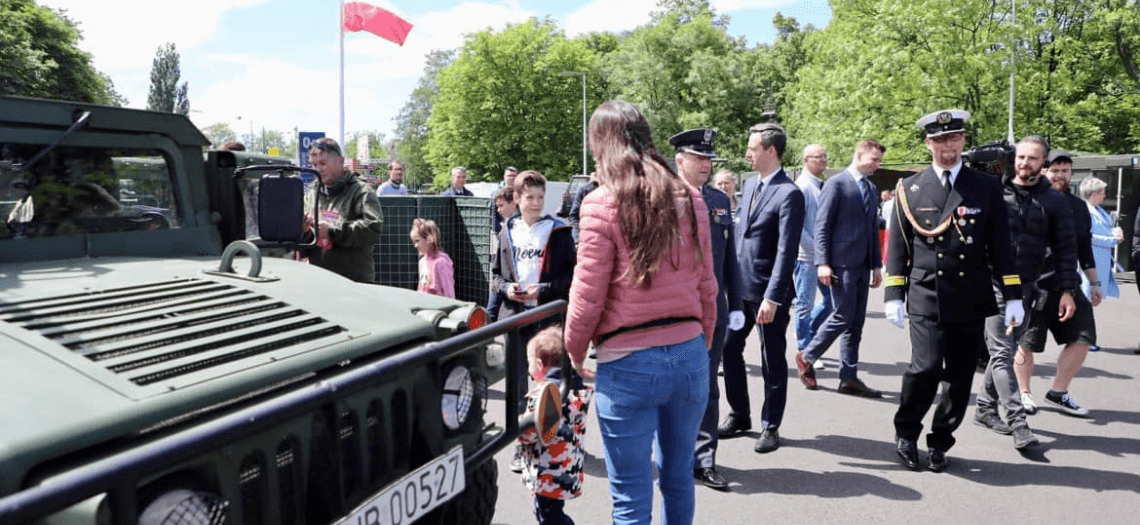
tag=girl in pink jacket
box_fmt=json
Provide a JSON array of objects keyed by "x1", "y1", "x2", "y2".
[
  {"x1": 411, "y1": 218, "x2": 454, "y2": 298},
  {"x1": 565, "y1": 100, "x2": 717, "y2": 525}
]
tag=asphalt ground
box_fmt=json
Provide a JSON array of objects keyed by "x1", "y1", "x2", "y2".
[{"x1": 486, "y1": 282, "x2": 1140, "y2": 524}]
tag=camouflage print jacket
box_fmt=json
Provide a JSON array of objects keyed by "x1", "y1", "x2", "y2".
[{"x1": 518, "y1": 368, "x2": 593, "y2": 500}]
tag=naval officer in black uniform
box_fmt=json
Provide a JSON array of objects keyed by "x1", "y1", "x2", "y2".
[
  {"x1": 883, "y1": 109, "x2": 1024, "y2": 472},
  {"x1": 669, "y1": 128, "x2": 745, "y2": 490}
]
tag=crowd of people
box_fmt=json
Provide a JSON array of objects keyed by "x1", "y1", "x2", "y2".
[{"x1": 294, "y1": 105, "x2": 1135, "y2": 525}]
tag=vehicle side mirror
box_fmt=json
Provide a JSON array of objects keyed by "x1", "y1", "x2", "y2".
[{"x1": 257, "y1": 173, "x2": 304, "y2": 242}]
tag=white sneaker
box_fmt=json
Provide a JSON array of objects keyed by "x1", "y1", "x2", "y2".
[
  {"x1": 1021, "y1": 393, "x2": 1038, "y2": 415},
  {"x1": 813, "y1": 359, "x2": 826, "y2": 370}
]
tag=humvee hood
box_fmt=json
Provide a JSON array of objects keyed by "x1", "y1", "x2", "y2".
[{"x1": 0, "y1": 256, "x2": 464, "y2": 481}]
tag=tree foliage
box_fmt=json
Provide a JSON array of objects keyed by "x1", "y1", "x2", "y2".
[
  {"x1": 424, "y1": 18, "x2": 603, "y2": 189},
  {"x1": 394, "y1": 49, "x2": 455, "y2": 187},
  {"x1": 396, "y1": 0, "x2": 1139, "y2": 181},
  {"x1": 785, "y1": 0, "x2": 1140, "y2": 163},
  {"x1": 0, "y1": 0, "x2": 125, "y2": 105},
  {"x1": 603, "y1": 1, "x2": 768, "y2": 167},
  {"x1": 200, "y1": 122, "x2": 237, "y2": 148},
  {"x1": 147, "y1": 43, "x2": 189, "y2": 114}
]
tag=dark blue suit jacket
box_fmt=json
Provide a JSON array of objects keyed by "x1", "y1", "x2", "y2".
[
  {"x1": 814, "y1": 168, "x2": 882, "y2": 270},
  {"x1": 734, "y1": 169, "x2": 805, "y2": 305},
  {"x1": 703, "y1": 185, "x2": 743, "y2": 326}
]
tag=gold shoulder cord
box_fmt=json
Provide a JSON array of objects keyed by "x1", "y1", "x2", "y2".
[{"x1": 895, "y1": 178, "x2": 954, "y2": 238}]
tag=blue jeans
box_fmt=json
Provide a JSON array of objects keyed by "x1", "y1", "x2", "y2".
[
  {"x1": 595, "y1": 335, "x2": 709, "y2": 525},
  {"x1": 793, "y1": 260, "x2": 832, "y2": 350}
]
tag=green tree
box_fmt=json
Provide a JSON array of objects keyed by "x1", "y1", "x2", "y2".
[
  {"x1": 200, "y1": 122, "x2": 237, "y2": 148},
  {"x1": 602, "y1": 1, "x2": 761, "y2": 165},
  {"x1": 0, "y1": 0, "x2": 125, "y2": 105},
  {"x1": 344, "y1": 131, "x2": 387, "y2": 163},
  {"x1": 784, "y1": 0, "x2": 1018, "y2": 164},
  {"x1": 425, "y1": 18, "x2": 603, "y2": 188},
  {"x1": 394, "y1": 49, "x2": 454, "y2": 187},
  {"x1": 147, "y1": 43, "x2": 189, "y2": 114},
  {"x1": 784, "y1": 0, "x2": 1139, "y2": 162}
]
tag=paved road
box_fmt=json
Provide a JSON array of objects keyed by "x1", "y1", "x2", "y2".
[{"x1": 486, "y1": 283, "x2": 1140, "y2": 524}]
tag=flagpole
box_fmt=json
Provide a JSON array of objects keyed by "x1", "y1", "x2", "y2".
[{"x1": 339, "y1": 0, "x2": 346, "y2": 149}]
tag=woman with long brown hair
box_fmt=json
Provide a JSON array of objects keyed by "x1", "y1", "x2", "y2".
[{"x1": 564, "y1": 100, "x2": 717, "y2": 525}]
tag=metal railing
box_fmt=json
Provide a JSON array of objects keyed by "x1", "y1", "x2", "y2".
[{"x1": 0, "y1": 300, "x2": 567, "y2": 525}]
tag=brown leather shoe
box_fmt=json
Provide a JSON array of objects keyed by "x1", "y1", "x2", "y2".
[
  {"x1": 838, "y1": 378, "x2": 882, "y2": 398},
  {"x1": 795, "y1": 351, "x2": 817, "y2": 390}
]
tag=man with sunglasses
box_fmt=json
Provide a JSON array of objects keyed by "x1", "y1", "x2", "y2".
[{"x1": 300, "y1": 137, "x2": 383, "y2": 283}]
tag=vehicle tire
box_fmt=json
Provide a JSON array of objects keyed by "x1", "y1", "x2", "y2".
[{"x1": 428, "y1": 458, "x2": 498, "y2": 525}]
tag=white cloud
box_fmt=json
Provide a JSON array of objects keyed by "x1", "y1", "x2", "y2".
[
  {"x1": 713, "y1": 0, "x2": 798, "y2": 11},
  {"x1": 39, "y1": 0, "x2": 272, "y2": 70},
  {"x1": 562, "y1": 0, "x2": 656, "y2": 37}
]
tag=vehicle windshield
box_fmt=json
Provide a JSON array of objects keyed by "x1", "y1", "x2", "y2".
[{"x1": 1, "y1": 143, "x2": 178, "y2": 240}]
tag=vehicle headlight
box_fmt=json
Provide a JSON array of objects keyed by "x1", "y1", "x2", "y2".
[{"x1": 441, "y1": 366, "x2": 476, "y2": 431}]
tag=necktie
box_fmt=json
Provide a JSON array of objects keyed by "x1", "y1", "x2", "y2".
[
  {"x1": 749, "y1": 180, "x2": 763, "y2": 217},
  {"x1": 942, "y1": 170, "x2": 952, "y2": 192},
  {"x1": 860, "y1": 177, "x2": 875, "y2": 214}
]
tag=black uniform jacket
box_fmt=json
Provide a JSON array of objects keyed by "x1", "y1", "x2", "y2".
[
  {"x1": 884, "y1": 166, "x2": 1021, "y2": 323},
  {"x1": 702, "y1": 184, "x2": 743, "y2": 327}
]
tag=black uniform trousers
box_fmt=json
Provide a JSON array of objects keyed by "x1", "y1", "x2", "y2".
[
  {"x1": 721, "y1": 299, "x2": 790, "y2": 430},
  {"x1": 893, "y1": 314, "x2": 983, "y2": 452},
  {"x1": 694, "y1": 322, "x2": 727, "y2": 469}
]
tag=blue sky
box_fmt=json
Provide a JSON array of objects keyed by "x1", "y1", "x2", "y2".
[{"x1": 38, "y1": 0, "x2": 831, "y2": 146}]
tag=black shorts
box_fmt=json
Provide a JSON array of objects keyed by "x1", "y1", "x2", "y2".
[{"x1": 1020, "y1": 289, "x2": 1096, "y2": 352}]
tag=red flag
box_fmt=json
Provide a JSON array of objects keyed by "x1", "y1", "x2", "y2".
[{"x1": 342, "y1": 1, "x2": 413, "y2": 46}]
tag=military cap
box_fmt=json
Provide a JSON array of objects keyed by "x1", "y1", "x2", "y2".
[
  {"x1": 916, "y1": 109, "x2": 970, "y2": 138},
  {"x1": 1047, "y1": 149, "x2": 1074, "y2": 165},
  {"x1": 669, "y1": 128, "x2": 718, "y2": 158}
]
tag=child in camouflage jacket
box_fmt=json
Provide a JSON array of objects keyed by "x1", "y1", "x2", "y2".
[{"x1": 517, "y1": 326, "x2": 593, "y2": 525}]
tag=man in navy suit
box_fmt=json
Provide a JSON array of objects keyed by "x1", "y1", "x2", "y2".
[
  {"x1": 669, "y1": 128, "x2": 745, "y2": 490},
  {"x1": 718, "y1": 123, "x2": 805, "y2": 454},
  {"x1": 796, "y1": 139, "x2": 885, "y2": 397}
]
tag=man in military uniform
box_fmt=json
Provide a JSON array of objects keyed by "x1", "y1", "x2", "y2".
[
  {"x1": 884, "y1": 109, "x2": 1024, "y2": 472},
  {"x1": 669, "y1": 128, "x2": 745, "y2": 490}
]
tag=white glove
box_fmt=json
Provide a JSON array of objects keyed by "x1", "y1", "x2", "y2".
[
  {"x1": 885, "y1": 300, "x2": 906, "y2": 329},
  {"x1": 728, "y1": 310, "x2": 745, "y2": 331},
  {"x1": 1004, "y1": 299, "x2": 1025, "y2": 328}
]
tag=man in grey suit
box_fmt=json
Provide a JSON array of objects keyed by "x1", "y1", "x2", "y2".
[
  {"x1": 796, "y1": 139, "x2": 885, "y2": 397},
  {"x1": 718, "y1": 122, "x2": 805, "y2": 454}
]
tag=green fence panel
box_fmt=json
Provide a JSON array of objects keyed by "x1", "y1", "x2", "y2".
[
  {"x1": 453, "y1": 196, "x2": 493, "y2": 306},
  {"x1": 374, "y1": 196, "x2": 420, "y2": 290},
  {"x1": 372, "y1": 196, "x2": 493, "y2": 306}
]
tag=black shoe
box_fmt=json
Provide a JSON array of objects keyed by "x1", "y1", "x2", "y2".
[
  {"x1": 838, "y1": 378, "x2": 882, "y2": 398},
  {"x1": 717, "y1": 416, "x2": 752, "y2": 438},
  {"x1": 1011, "y1": 425, "x2": 1039, "y2": 449},
  {"x1": 754, "y1": 428, "x2": 780, "y2": 453},
  {"x1": 927, "y1": 448, "x2": 949, "y2": 472},
  {"x1": 896, "y1": 437, "x2": 919, "y2": 469},
  {"x1": 974, "y1": 410, "x2": 1012, "y2": 435},
  {"x1": 694, "y1": 467, "x2": 729, "y2": 490},
  {"x1": 509, "y1": 446, "x2": 524, "y2": 473}
]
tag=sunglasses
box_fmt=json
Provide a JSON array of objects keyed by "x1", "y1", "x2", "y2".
[{"x1": 309, "y1": 140, "x2": 342, "y2": 156}]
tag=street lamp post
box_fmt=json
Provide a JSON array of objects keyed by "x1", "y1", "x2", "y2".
[{"x1": 559, "y1": 71, "x2": 587, "y2": 177}]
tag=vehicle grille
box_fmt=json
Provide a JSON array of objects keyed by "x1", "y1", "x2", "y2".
[{"x1": 0, "y1": 277, "x2": 346, "y2": 387}]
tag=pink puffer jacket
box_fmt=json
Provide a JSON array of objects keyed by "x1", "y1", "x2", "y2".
[{"x1": 564, "y1": 185, "x2": 717, "y2": 363}]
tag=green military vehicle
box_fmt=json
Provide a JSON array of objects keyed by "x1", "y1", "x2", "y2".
[{"x1": 0, "y1": 95, "x2": 553, "y2": 525}]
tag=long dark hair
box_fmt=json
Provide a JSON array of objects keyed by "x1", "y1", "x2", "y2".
[{"x1": 588, "y1": 100, "x2": 702, "y2": 287}]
